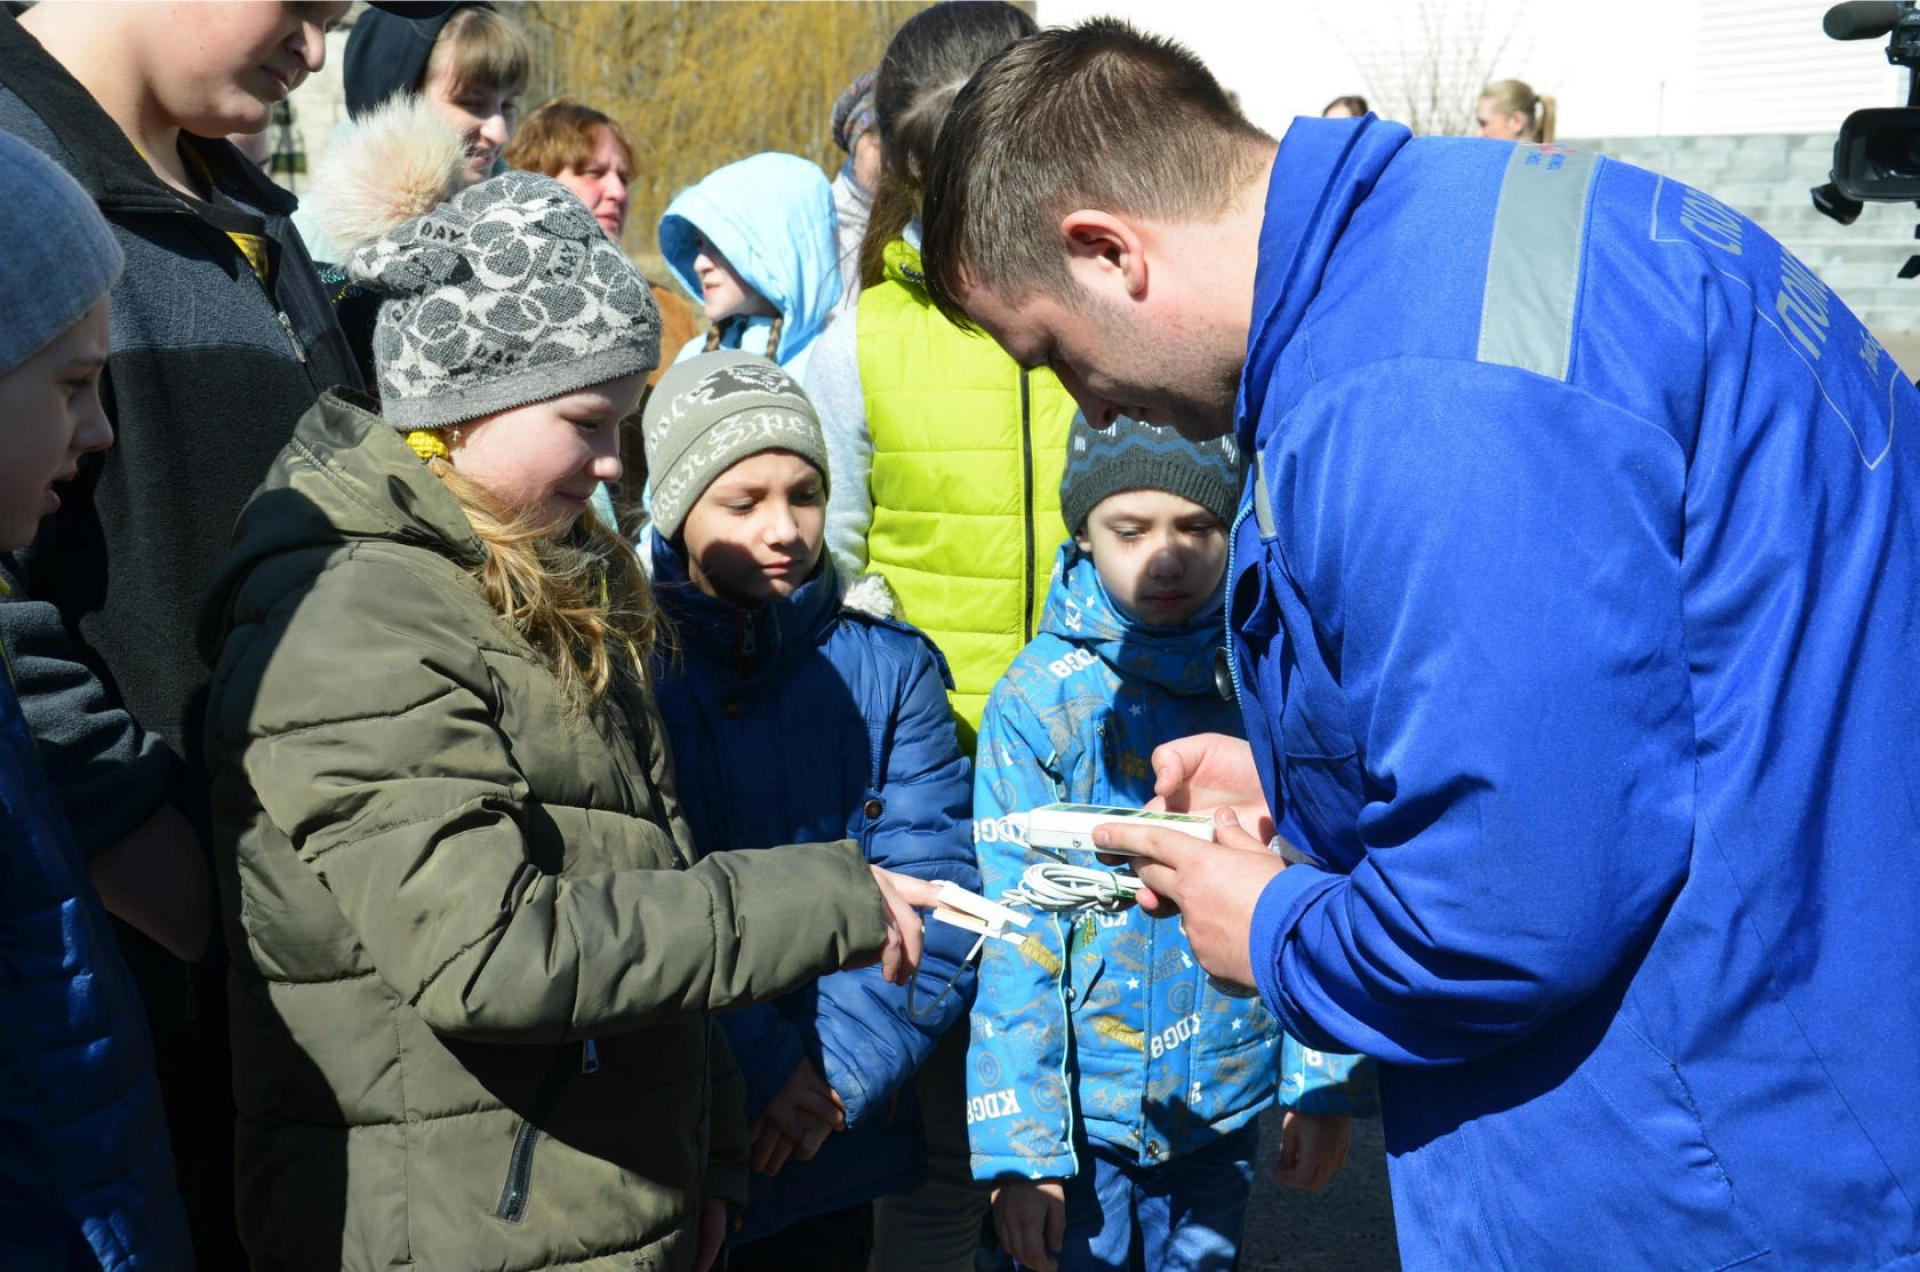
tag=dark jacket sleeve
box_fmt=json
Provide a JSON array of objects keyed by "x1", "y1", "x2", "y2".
[
  {"x1": 715, "y1": 1001, "x2": 807, "y2": 1118},
  {"x1": 0, "y1": 573, "x2": 171, "y2": 856},
  {"x1": 811, "y1": 629, "x2": 979, "y2": 1129}
]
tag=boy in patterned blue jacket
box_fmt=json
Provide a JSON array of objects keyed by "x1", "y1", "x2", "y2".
[{"x1": 968, "y1": 416, "x2": 1375, "y2": 1272}]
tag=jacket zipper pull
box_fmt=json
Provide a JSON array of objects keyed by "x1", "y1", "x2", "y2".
[
  {"x1": 581, "y1": 1038, "x2": 600, "y2": 1075},
  {"x1": 737, "y1": 613, "x2": 757, "y2": 679},
  {"x1": 276, "y1": 310, "x2": 307, "y2": 363}
]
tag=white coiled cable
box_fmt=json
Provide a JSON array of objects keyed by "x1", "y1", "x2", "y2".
[{"x1": 998, "y1": 860, "x2": 1140, "y2": 913}]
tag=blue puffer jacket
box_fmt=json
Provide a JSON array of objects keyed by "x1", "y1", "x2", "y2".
[
  {"x1": 658, "y1": 152, "x2": 841, "y2": 377},
  {"x1": 649, "y1": 538, "x2": 978, "y2": 1242},
  {"x1": 967, "y1": 543, "x2": 1374, "y2": 1184},
  {"x1": 0, "y1": 666, "x2": 190, "y2": 1270}
]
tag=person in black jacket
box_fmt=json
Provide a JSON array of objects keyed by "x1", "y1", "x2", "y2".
[{"x1": 0, "y1": 3, "x2": 365, "y2": 1263}]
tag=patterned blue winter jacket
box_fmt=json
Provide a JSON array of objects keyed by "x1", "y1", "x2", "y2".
[
  {"x1": 967, "y1": 542, "x2": 1373, "y2": 1183},
  {"x1": 649, "y1": 538, "x2": 979, "y2": 1242},
  {"x1": 0, "y1": 662, "x2": 190, "y2": 1269}
]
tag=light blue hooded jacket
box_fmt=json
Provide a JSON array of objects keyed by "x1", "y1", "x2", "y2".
[
  {"x1": 967, "y1": 541, "x2": 1374, "y2": 1184},
  {"x1": 658, "y1": 152, "x2": 841, "y2": 377}
]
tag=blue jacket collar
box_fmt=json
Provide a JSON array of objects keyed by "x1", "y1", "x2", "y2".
[
  {"x1": 1240, "y1": 116, "x2": 1412, "y2": 451},
  {"x1": 1040, "y1": 539, "x2": 1224, "y2": 698},
  {"x1": 650, "y1": 531, "x2": 841, "y2": 681}
]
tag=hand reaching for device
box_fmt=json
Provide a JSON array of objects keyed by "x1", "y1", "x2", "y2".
[{"x1": 866, "y1": 866, "x2": 942, "y2": 985}]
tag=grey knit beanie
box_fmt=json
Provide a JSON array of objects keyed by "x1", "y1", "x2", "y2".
[
  {"x1": 1060, "y1": 413, "x2": 1243, "y2": 534},
  {"x1": 642, "y1": 352, "x2": 829, "y2": 541},
  {"x1": 0, "y1": 132, "x2": 122, "y2": 377},
  {"x1": 317, "y1": 96, "x2": 659, "y2": 431}
]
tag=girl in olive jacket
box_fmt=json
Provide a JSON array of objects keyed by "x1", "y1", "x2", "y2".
[{"x1": 199, "y1": 100, "x2": 936, "y2": 1272}]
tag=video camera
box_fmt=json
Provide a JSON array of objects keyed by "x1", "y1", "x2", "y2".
[{"x1": 1813, "y1": 1, "x2": 1920, "y2": 231}]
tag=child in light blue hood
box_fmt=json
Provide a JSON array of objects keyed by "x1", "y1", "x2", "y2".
[{"x1": 659, "y1": 152, "x2": 842, "y2": 377}]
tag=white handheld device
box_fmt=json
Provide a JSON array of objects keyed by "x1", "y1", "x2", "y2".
[{"x1": 1022, "y1": 802, "x2": 1215, "y2": 857}]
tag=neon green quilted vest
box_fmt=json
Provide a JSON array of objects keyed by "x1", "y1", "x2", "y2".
[{"x1": 857, "y1": 239, "x2": 1078, "y2": 749}]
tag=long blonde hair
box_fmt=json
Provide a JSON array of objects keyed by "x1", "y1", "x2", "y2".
[{"x1": 421, "y1": 447, "x2": 665, "y2": 707}]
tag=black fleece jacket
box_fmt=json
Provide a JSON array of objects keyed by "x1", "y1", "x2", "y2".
[{"x1": 0, "y1": 13, "x2": 363, "y2": 854}]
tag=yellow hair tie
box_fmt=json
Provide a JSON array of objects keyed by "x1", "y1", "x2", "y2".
[{"x1": 405, "y1": 429, "x2": 449, "y2": 461}]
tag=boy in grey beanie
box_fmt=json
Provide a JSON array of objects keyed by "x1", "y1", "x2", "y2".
[
  {"x1": 0, "y1": 127, "x2": 193, "y2": 1272},
  {"x1": 642, "y1": 351, "x2": 831, "y2": 544},
  {"x1": 1058, "y1": 411, "x2": 1242, "y2": 536}
]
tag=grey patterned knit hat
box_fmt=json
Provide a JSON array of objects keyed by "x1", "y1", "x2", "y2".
[
  {"x1": 642, "y1": 352, "x2": 829, "y2": 541},
  {"x1": 1060, "y1": 413, "x2": 1243, "y2": 534},
  {"x1": 0, "y1": 131, "x2": 122, "y2": 377},
  {"x1": 316, "y1": 96, "x2": 659, "y2": 431}
]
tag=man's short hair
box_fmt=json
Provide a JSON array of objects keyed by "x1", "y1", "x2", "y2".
[
  {"x1": 920, "y1": 18, "x2": 1273, "y2": 325},
  {"x1": 504, "y1": 99, "x2": 635, "y2": 179}
]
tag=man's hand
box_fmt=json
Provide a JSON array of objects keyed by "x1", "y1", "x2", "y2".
[
  {"x1": 1275, "y1": 1109, "x2": 1352, "y2": 1191},
  {"x1": 748, "y1": 1057, "x2": 845, "y2": 1176},
  {"x1": 1093, "y1": 808, "x2": 1284, "y2": 988},
  {"x1": 1146, "y1": 733, "x2": 1276, "y2": 841},
  {"x1": 867, "y1": 865, "x2": 940, "y2": 985},
  {"x1": 991, "y1": 1177, "x2": 1067, "y2": 1272}
]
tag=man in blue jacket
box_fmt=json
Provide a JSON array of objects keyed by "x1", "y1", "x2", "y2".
[{"x1": 917, "y1": 18, "x2": 1920, "y2": 1272}]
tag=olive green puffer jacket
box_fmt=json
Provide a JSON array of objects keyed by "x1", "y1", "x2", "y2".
[{"x1": 200, "y1": 391, "x2": 890, "y2": 1272}]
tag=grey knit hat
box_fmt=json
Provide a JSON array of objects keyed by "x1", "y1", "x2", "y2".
[
  {"x1": 348, "y1": 170, "x2": 659, "y2": 429},
  {"x1": 0, "y1": 132, "x2": 122, "y2": 377},
  {"x1": 1060, "y1": 413, "x2": 1243, "y2": 534},
  {"x1": 642, "y1": 352, "x2": 829, "y2": 541}
]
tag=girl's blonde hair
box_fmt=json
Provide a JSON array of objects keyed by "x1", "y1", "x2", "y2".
[
  {"x1": 1481, "y1": 79, "x2": 1556, "y2": 144},
  {"x1": 419, "y1": 441, "x2": 665, "y2": 706}
]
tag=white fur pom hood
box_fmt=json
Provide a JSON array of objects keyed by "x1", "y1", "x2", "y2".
[{"x1": 304, "y1": 95, "x2": 469, "y2": 259}]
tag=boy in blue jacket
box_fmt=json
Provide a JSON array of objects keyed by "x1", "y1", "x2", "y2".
[
  {"x1": 968, "y1": 416, "x2": 1373, "y2": 1272},
  {"x1": 0, "y1": 130, "x2": 191, "y2": 1272},
  {"x1": 643, "y1": 352, "x2": 980, "y2": 1271}
]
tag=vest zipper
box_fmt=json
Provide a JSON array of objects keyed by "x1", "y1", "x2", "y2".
[
  {"x1": 581, "y1": 1038, "x2": 600, "y2": 1074},
  {"x1": 1020, "y1": 371, "x2": 1037, "y2": 643},
  {"x1": 276, "y1": 310, "x2": 306, "y2": 364}
]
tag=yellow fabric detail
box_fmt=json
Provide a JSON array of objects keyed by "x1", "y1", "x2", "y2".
[
  {"x1": 226, "y1": 231, "x2": 272, "y2": 286},
  {"x1": 856, "y1": 238, "x2": 1078, "y2": 750},
  {"x1": 405, "y1": 430, "x2": 450, "y2": 461},
  {"x1": 164, "y1": 142, "x2": 272, "y2": 284}
]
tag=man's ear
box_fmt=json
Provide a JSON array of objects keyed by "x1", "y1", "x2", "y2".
[{"x1": 1060, "y1": 209, "x2": 1148, "y2": 300}]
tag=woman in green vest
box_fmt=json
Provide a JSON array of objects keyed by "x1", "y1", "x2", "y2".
[{"x1": 804, "y1": 1, "x2": 1077, "y2": 756}]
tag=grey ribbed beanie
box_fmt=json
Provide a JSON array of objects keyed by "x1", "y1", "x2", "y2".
[
  {"x1": 642, "y1": 352, "x2": 829, "y2": 541},
  {"x1": 1059, "y1": 413, "x2": 1243, "y2": 534},
  {"x1": 0, "y1": 132, "x2": 122, "y2": 377}
]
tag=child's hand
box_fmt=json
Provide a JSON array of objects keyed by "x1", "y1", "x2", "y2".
[
  {"x1": 1275, "y1": 1109, "x2": 1352, "y2": 1191},
  {"x1": 691, "y1": 1198, "x2": 727, "y2": 1272},
  {"x1": 991, "y1": 1177, "x2": 1067, "y2": 1272},
  {"x1": 748, "y1": 1057, "x2": 845, "y2": 1175},
  {"x1": 865, "y1": 865, "x2": 941, "y2": 985}
]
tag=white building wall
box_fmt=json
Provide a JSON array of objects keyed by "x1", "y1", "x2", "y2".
[{"x1": 1034, "y1": 0, "x2": 1908, "y2": 139}]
